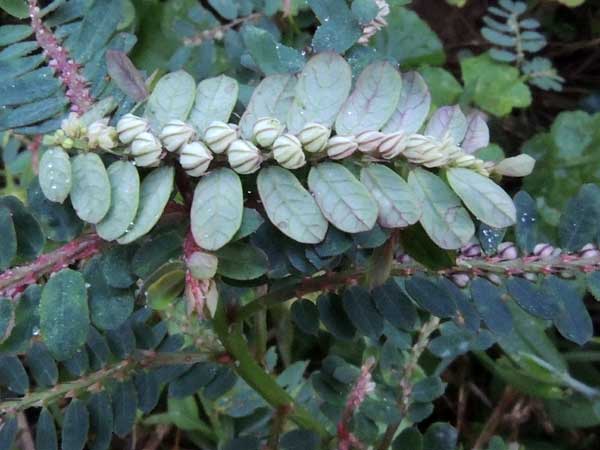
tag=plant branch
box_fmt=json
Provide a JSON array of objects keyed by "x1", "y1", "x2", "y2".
[{"x1": 183, "y1": 13, "x2": 263, "y2": 47}]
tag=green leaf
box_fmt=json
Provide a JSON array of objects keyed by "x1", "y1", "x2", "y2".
[
  {"x1": 405, "y1": 276, "x2": 457, "y2": 318},
  {"x1": 550, "y1": 111, "x2": 594, "y2": 159},
  {"x1": 38, "y1": 147, "x2": 72, "y2": 203},
  {"x1": 70, "y1": 0, "x2": 121, "y2": 64},
  {"x1": 587, "y1": 272, "x2": 600, "y2": 302},
  {"x1": 287, "y1": 52, "x2": 352, "y2": 133},
  {"x1": 317, "y1": 293, "x2": 356, "y2": 341},
  {"x1": 135, "y1": 371, "x2": 160, "y2": 413},
  {"x1": 308, "y1": 162, "x2": 378, "y2": 233},
  {"x1": 190, "y1": 75, "x2": 239, "y2": 134},
  {"x1": 36, "y1": 409, "x2": 57, "y2": 450},
  {"x1": 425, "y1": 105, "x2": 467, "y2": 144},
  {"x1": 470, "y1": 278, "x2": 513, "y2": 336},
  {"x1": 423, "y1": 422, "x2": 457, "y2": 450},
  {"x1": 0, "y1": 0, "x2": 28, "y2": 18},
  {"x1": 0, "y1": 355, "x2": 28, "y2": 394},
  {"x1": 96, "y1": 160, "x2": 140, "y2": 241},
  {"x1": 242, "y1": 26, "x2": 304, "y2": 75},
  {"x1": 232, "y1": 208, "x2": 264, "y2": 241},
  {"x1": 191, "y1": 168, "x2": 243, "y2": 251},
  {"x1": 239, "y1": 74, "x2": 296, "y2": 138},
  {"x1": 408, "y1": 168, "x2": 474, "y2": 249},
  {"x1": 382, "y1": 71, "x2": 431, "y2": 134},
  {"x1": 543, "y1": 276, "x2": 593, "y2": 346},
  {"x1": 418, "y1": 66, "x2": 462, "y2": 107},
  {"x1": 0, "y1": 416, "x2": 17, "y2": 450},
  {"x1": 132, "y1": 230, "x2": 183, "y2": 278},
  {"x1": 342, "y1": 285, "x2": 384, "y2": 339},
  {"x1": 105, "y1": 50, "x2": 148, "y2": 102},
  {"x1": 40, "y1": 269, "x2": 89, "y2": 360},
  {"x1": 335, "y1": 61, "x2": 402, "y2": 135},
  {"x1": 70, "y1": 153, "x2": 111, "y2": 224},
  {"x1": 167, "y1": 396, "x2": 203, "y2": 431},
  {"x1": 309, "y1": 0, "x2": 362, "y2": 53},
  {"x1": 168, "y1": 363, "x2": 217, "y2": 398},
  {"x1": 372, "y1": 279, "x2": 417, "y2": 330},
  {"x1": 393, "y1": 427, "x2": 423, "y2": 450},
  {"x1": 62, "y1": 399, "x2": 89, "y2": 450},
  {"x1": 0, "y1": 24, "x2": 31, "y2": 46},
  {"x1": 0, "y1": 298, "x2": 13, "y2": 343},
  {"x1": 26, "y1": 342, "x2": 58, "y2": 387},
  {"x1": 281, "y1": 429, "x2": 320, "y2": 450},
  {"x1": 144, "y1": 70, "x2": 196, "y2": 130},
  {"x1": 87, "y1": 391, "x2": 113, "y2": 450},
  {"x1": 208, "y1": 0, "x2": 238, "y2": 19},
  {"x1": 513, "y1": 191, "x2": 537, "y2": 253},
  {"x1": 373, "y1": 5, "x2": 445, "y2": 67},
  {"x1": 146, "y1": 263, "x2": 185, "y2": 310},
  {"x1": 112, "y1": 380, "x2": 137, "y2": 437},
  {"x1": 257, "y1": 166, "x2": 328, "y2": 244},
  {"x1": 117, "y1": 166, "x2": 174, "y2": 244},
  {"x1": 0, "y1": 206, "x2": 16, "y2": 271},
  {"x1": 505, "y1": 277, "x2": 558, "y2": 320},
  {"x1": 360, "y1": 164, "x2": 421, "y2": 228},
  {"x1": 558, "y1": 184, "x2": 600, "y2": 251},
  {"x1": 291, "y1": 299, "x2": 320, "y2": 335},
  {"x1": 0, "y1": 196, "x2": 45, "y2": 260},
  {"x1": 412, "y1": 376, "x2": 446, "y2": 402},
  {"x1": 446, "y1": 168, "x2": 516, "y2": 228},
  {"x1": 461, "y1": 53, "x2": 531, "y2": 117},
  {"x1": 216, "y1": 242, "x2": 268, "y2": 280}
]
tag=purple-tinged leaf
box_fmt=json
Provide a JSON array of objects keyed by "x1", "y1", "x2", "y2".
[
  {"x1": 382, "y1": 71, "x2": 431, "y2": 134},
  {"x1": 106, "y1": 50, "x2": 148, "y2": 102},
  {"x1": 461, "y1": 111, "x2": 489, "y2": 154},
  {"x1": 425, "y1": 105, "x2": 467, "y2": 144}
]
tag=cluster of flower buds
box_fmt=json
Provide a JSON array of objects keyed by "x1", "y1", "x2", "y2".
[
  {"x1": 44, "y1": 113, "x2": 119, "y2": 152},
  {"x1": 357, "y1": 0, "x2": 390, "y2": 45}
]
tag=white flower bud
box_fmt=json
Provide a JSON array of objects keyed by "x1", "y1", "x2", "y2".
[
  {"x1": 379, "y1": 131, "x2": 408, "y2": 159},
  {"x1": 356, "y1": 130, "x2": 385, "y2": 154},
  {"x1": 87, "y1": 119, "x2": 117, "y2": 151},
  {"x1": 187, "y1": 250, "x2": 218, "y2": 280},
  {"x1": 117, "y1": 114, "x2": 149, "y2": 144},
  {"x1": 131, "y1": 132, "x2": 162, "y2": 167},
  {"x1": 326, "y1": 135, "x2": 358, "y2": 160},
  {"x1": 252, "y1": 117, "x2": 284, "y2": 148},
  {"x1": 492, "y1": 154, "x2": 536, "y2": 177},
  {"x1": 204, "y1": 121, "x2": 237, "y2": 154},
  {"x1": 297, "y1": 122, "x2": 331, "y2": 153},
  {"x1": 533, "y1": 243, "x2": 555, "y2": 259},
  {"x1": 228, "y1": 139, "x2": 263, "y2": 174},
  {"x1": 180, "y1": 141, "x2": 213, "y2": 177},
  {"x1": 61, "y1": 112, "x2": 85, "y2": 139},
  {"x1": 273, "y1": 134, "x2": 306, "y2": 169},
  {"x1": 160, "y1": 120, "x2": 195, "y2": 152},
  {"x1": 497, "y1": 241, "x2": 518, "y2": 260}
]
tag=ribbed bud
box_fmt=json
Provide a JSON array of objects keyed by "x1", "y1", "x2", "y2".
[
  {"x1": 252, "y1": 117, "x2": 284, "y2": 148},
  {"x1": 204, "y1": 121, "x2": 237, "y2": 154},
  {"x1": 379, "y1": 131, "x2": 409, "y2": 159},
  {"x1": 131, "y1": 131, "x2": 162, "y2": 167},
  {"x1": 273, "y1": 134, "x2": 306, "y2": 169},
  {"x1": 87, "y1": 119, "x2": 117, "y2": 151},
  {"x1": 326, "y1": 135, "x2": 358, "y2": 160},
  {"x1": 403, "y1": 134, "x2": 449, "y2": 168},
  {"x1": 180, "y1": 142, "x2": 213, "y2": 177},
  {"x1": 497, "y1": 241, "x2": 518, "y2": 260},
  {"x1": 61, "y1": 112, "x2": 85, "y2": 139},
  {"x1": 461, "y1": 243, "x2": 482, "y2": 258},
  {"x1": 228, "y1": 139, "x2": 263, "y2": 174},
  {"x1": 533, "y1": 243, "x2": 555, "y2": 259},
  {"x1": 297, "y1": 122, "x2": 331, "y2": 153},
  {"x1": 187, "y1": 250, "x2": 218, "y2": 280},
  {"x1": 356, "y1": 130, "x2": 384, "y2": 154},
  {"x1": 160, "y1": 120, "x2": 195, "y2": 152},
  {"x1": 116, "y1": 113, "x2": 148, "y2": 144},
  {"x1": 580, "y1": 243, "x2": 600, "y2": 259}
]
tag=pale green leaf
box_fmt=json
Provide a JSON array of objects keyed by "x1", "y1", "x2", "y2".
[
  {"x1": 408, "y1": 168, "x2": 474, "y2": 249},
  {"x1": 190, "y1": 75, "x2": 239, "y2": 134},
  {"x1": 287, "y1": 53, "x2": 352, "y2": 133},
  {"x1": 257, "y1": 166, "x2": 328, "y2": 244},
  {"x1": 144, "y1": 70, "x2": 196, "y2": 130},
  {"x1": 308, "y1": 162, "x2": 378, "y2": 233},
  {"x1": 117, "y1": 166, "x2": 174, "y2": 244},
  {"x1": 70, "y1": 153, "x2": 111, "y2": 224},
  {"x1": 96, "y1": 161, "x2": 140, "y2": 241},
  {"x1": 425, "y1": 105, "x2": 467, "y2": 144},
  {"x1": 335, "y1": 61, "x2": 402, "y2": 135},
  {"x1": 360, "y1": 164, "x2": 421, "y2": 228},
  {"x1": 191, "y1": 168, "x2": 243, "y2": 251},
  {"x1": 39, "y1": 147, "x2": 72, "y2": 203},
  {"x1": 382, "y1": 71, "x2": 431, "y2": 134},
  {"x1": 447, "y1": 168, "x2": 516, "y2": 228}
]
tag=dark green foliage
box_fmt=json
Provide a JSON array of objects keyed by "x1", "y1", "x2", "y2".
[
  {"x1": 36, "y1": 409, "x2": 58, "y2": 450},
  {"x1": 112, "y1": 380, "x2": 137, "y2": 438},
  {"x1": 61, "y1": 399, "x2": 89, "y2": 450},
  {"x1": 291, "y1": 299, "x2": 320, "y2": 335}
]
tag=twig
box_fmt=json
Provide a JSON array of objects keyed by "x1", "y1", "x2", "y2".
[
  {"x1": 142, "y1": 424, "x2": 171, "y2": 450},
  {"x1": 472, "y1": 387, "x2": 517, "y2": 450},
  {"x1": 183, "y1": 13, "x2": 263, "y2": 47}
]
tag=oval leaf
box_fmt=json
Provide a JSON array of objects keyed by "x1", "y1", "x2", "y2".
[
  {"x1": 190, "y1": 75, "x2": 239, "y2": 134},
  {"x1": 96, "y1": 161, "x2": 140, "y2": 241},
  {"x1": 447, "y1": 168, "x2": 516, "y2": 228},
  {"x1": 335, "y1": 61, "x2": 402, "y2": 135},
  {"x1": 425, "y1": 105, "x2": 467, "y2": 144},
  {"x1": 70, "y1": 153, "x2": 111, "y2": 224},
  {"x1": 144, "y1": 70, "x2": 196, "y2": 130},
  {"x1": 342, "y1": 285, "x2": 384, "y2": 339},
  {"x1": 216, "y1": 242, "x2": 269, "y2": 280},
  {"x1": 470, "y1": 278, "x2": 513, "y2": 336},
  {"x1": 461, "y1": 111, "x2": 489, "y2": 154},
  {"x1": 191, "y1": 168, "x2": 243, "y2": 251},
  {"x1": 407, "y1": 168, "x2": 474, "y2": 249},
  {"x1": 239, "y1": 74, "x2": 297, "y2": 139},
  {"x1": 39, "y1": 147, "x2": 71, "y2": 203},
  {"x1": 308, "y1": 162, "x2": 378, "y2": 233},
  {"x1": 61, "y1": 399, "x2": 89, "y2": 450},
  {"x1": 287, "y1": 52, "x2": 352, "y2": 133},
  {"x1": 360, "y1": 164, "x2": 421, "y2": 228},
  {"x1": 382, "y1": 71, "x2": 431, "y2": 134},
  {"x1": 117, "y1": 166, "x2": 174, "y2": 244},
  {"x1": 257, "y1": 166, "x2": 328, "y2": 244},
  {"x1": 40, "y1": 269, "x2": 89, "y2": 360}
]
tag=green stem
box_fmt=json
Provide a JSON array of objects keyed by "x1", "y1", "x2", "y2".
[{"x1": 213, "y1": 301, "x2": 330, "y2": 439}]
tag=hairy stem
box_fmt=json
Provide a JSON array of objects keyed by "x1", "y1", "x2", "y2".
[{"x1": 183, "y1": 13, "x2": 263, "y2": 47}]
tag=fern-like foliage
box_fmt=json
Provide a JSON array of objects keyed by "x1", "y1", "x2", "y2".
[
  {"x1": 482, "y1": 0, "x2": 564, "y2": 91},
  {"x1": 0, "y1": 0, "x2": 137, "y2": 135}
]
